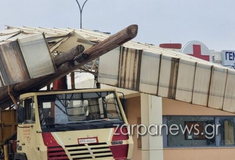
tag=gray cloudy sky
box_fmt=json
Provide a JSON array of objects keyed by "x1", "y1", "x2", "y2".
[{"x1": 1, "y1": 0, "x2": 235, "y2": 51}]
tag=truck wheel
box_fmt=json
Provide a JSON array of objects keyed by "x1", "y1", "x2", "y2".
[{"x1": 13, "y1": 153, "x2": 27, "y2": 160}]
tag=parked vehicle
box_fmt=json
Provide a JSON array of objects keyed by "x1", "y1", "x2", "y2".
[{"x1": 1, "y1": 88, "x2": 133, "y2": 160}]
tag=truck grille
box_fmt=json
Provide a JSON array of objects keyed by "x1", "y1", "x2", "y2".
[
  {"x1": 48, "y1": 146, "x2": 69, "y2": 160},
  {"x1": 64, "y1": 142, "x2": 113, "y2": 160}
]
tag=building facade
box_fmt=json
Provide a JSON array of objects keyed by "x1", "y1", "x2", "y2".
[
  {"x1": 98, "y1": 40, "x2": 235, "y2": 160},
  {"x1": 119, "y1": 92, "x2": 235, "y2": 160}
]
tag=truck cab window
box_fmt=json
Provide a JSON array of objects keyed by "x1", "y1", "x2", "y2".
[
  {"x1": 105, "y1": 93, "x2": 123, "y2": 120},
  {"x1": 67, "y1": 100, "x2": 89, "y2": 121},
  {"x1": 18, "y1": 98, "x2": 35, "y2": 124},
  {"x1": 37, "y1": 91, "x2": 125, "y2": 132}
]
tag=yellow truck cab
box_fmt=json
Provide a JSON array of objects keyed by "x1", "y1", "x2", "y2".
[{"x1": 13, "y1": 89, "x2": 133, "y2": 160}]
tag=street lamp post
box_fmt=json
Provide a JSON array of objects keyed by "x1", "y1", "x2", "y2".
[{"x1": 75, "y1": 0, "x2": 88, "y2": 29}]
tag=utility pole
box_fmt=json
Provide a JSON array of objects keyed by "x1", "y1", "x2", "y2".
[
  {"x1": 71, "y1": 0, "x2": 88, "y2": 89},
  {"x1": 75, "y1": 0, "x2": 88, "y2": 29}
]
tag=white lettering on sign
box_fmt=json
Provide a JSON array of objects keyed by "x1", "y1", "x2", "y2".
[
  {"x1": 221, "y1": 50, "x2": 235, "y2": 66},
  {"x1": 78, "y1": 137, "x2": 98, "y2": 144}
]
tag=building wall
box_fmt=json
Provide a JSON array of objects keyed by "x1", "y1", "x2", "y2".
[
  {"x1": 140, "y1": 94, "x2": 163, "y2": 160},
  {"x1": 162, "y1": 98, "x2": 235, "y2": 116},
  {"x1": 126, "y1": 94, "x2": 164, "y2": 160},
  {"x1": 164, "y1": 148, "x2": 235, "y2": 160},
  {"x1": 123, "y1": 93, "x2": 235, "y2": 160},
  {"x1": 162, "y1": 98, "x2": 235, "y2": 160},
  {"x1": 126, "y1": 96, "x2": 142, "y2": 160}
]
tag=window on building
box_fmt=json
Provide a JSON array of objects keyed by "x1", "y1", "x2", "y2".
[
  {"x1": 165, "y1": 116, "x2": 215, "y2": 147},
  {"x1": 164, "y1": 116, "x2": 235, "y2": 148},
  {"x1": 219, "y1": 117, "x2": 235, "y2": 146}
]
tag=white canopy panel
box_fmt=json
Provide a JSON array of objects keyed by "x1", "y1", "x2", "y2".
[{"x1": 97, "y1": 36, "x2": 235, "y2": 113}]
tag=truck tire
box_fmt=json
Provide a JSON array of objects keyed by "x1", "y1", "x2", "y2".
[{"x1": 13, "y1": 153, "x2": 27, "y2": 160}]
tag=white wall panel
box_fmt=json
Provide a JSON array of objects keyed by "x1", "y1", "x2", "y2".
[
  {"x1": 192, "y1": 63, "x2": 211, "y2": 106},
  {"x1": 98, "y1": 48, "x2": 120, "y2": 86},
  {"x1": 175, "y1": 59, "x2": 196, "y2": 102},
  {"x1": 158, "y1": 56, "x2": 172, "y2": 97},
  {"x1": 208, "y1": 67, "x2": 227, "y2": 109},
  {"x1": 139, "y1": 52, "x2": 160, "y2": 94},
  {"x1": 223, "y1": 70, "x2": 235, "y2": 112}
]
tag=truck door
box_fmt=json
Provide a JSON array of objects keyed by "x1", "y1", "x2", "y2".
[{"x1": 17, "y1": 97, "x2": 41, "y2": 160}]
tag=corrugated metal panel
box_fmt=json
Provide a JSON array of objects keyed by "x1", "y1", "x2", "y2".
[
  {"x1": 118, "y1": 47, "x2": 142, "y2": 91},
  {"x1": 18, "y1": 34, "x2": 55, "y2": 79},
  {"x1": 7, "y1": 33, "x2": 37, "y2": 41},
  {"x1": 222, "y1": 70, "x2": 235, "y2": 112},
  {"x1": 20, "y1": 27, "x2": 70, "y2": 38},
  {"x1": 158, "y1": 55, "x2": 172, "y2": 97},
  {"x1": 0, "y1": 29, "x2": 21, "y2": 42},
  {"x1": 0, "y1": 34, "x2": 16, "y2": 42},
  {"x1": 0, "y1": 41, "x2": 30, "y2": 85},
  {"x1": 208, "y1": 67, "x2": 227, "y2": 109},
  {"x1": 139, "y1": 51, "x2": 160, "y2": 94},
  {"x1": 192, "y1": 63, "x2": 211, "y2": 106},
  {"x1": 175, "y1": 59, "x2": 196, "y2": 102},
  {"x1": 0, "y1": 28, "x2": 20, "y2": 35},
  {"x1": 98, "y1": 47, "x2": 120, "y2": 86}
]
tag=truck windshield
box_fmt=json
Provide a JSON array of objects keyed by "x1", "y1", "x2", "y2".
[{"x1": 37, "y1": 91, "x2": 124, "y2": 132}]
